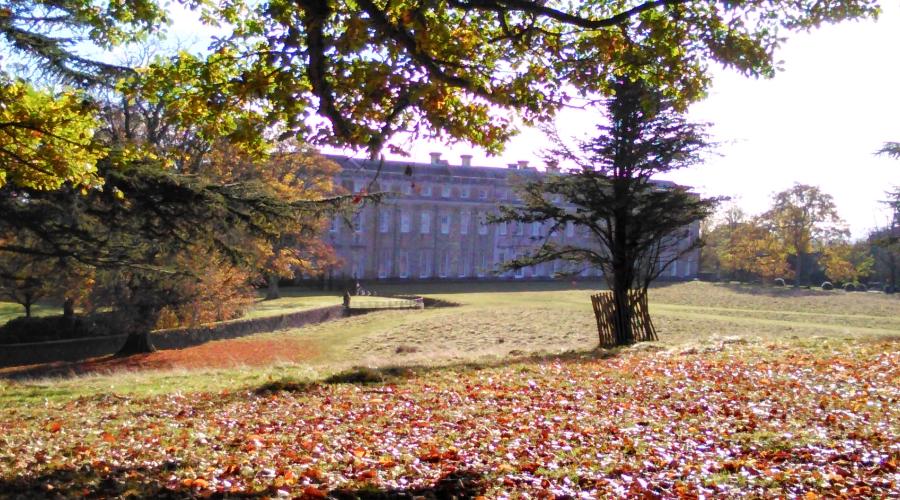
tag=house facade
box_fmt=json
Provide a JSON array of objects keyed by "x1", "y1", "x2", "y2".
[{"x1": 325, "y1": 153, "x2": 700, "y2": 281}]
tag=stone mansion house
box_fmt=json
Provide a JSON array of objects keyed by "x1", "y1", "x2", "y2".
[{"x1": 325, "y1": 153, "x2": 700, "y2": 281}]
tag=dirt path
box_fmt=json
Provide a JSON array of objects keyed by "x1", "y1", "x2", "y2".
[{"x1": 0, "y1": 336, "x2": 319, "y2": 379}]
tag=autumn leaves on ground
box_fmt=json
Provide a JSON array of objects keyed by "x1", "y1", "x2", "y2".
[{"x1": 0, "y1": 282, "x2": 898, "y2": 497}]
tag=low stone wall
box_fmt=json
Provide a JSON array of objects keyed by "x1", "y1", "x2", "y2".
[
  {"x1": 0, "y1": 334, "x2": 129, "y2": 369},
  {"x1": 0, "y1": 305, "x2": 347, "y2": 369}
]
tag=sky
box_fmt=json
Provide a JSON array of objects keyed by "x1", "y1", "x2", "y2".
[
  {"x1": 374, "y1": 4, "x2": 899, "y2": 239},
  {"x1": 166, "y1": 3, "x2": 900, "y2": 239}
]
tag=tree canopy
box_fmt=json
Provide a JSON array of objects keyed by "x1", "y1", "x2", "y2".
[
  {"x1": 0, "y1": 0, "x2": 884, "y2": 187},
  {"x1": 187, "y1": 0, "x2": 881, "y2": 155}
]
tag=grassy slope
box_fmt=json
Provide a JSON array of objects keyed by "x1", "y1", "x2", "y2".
[
  {"x1": 242, "y1": 289, "x2": 341, "y2": 319},
  {"x1": 1, "y1": 281, "x2": 896, "y2": 403}
]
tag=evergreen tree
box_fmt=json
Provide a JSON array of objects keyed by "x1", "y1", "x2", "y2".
[{"x1": 493, "y1": 78, "x2": 720, "y2": 346}]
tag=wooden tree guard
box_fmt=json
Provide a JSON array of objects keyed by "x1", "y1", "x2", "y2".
[{"x1": 590, "y1": 290, "x2": 658, "y2": 346}]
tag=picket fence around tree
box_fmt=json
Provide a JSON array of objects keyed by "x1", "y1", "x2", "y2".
[{"x1": 590, "y1": 290, "x2": 658, "y2": 346}]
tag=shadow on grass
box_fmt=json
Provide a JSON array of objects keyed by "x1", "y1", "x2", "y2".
[
  {"x1": 254, "y1": 343, "x2": 631, "y2": 396},
  {"x1": 0, "y1": 354, "x2": 153, "y2": 382},
  {"x1": 0, "y1": 463, "x2": 485, "y2": 499},
  {"x1": 330, "y1": 469, "x2": 486, "y2": 499},
  {"x1": 0, "y1": 463, "x2": 219, "y2": 499},
  {"x1": 708, "y1": 281, "x2": 847, "y2": 298}
]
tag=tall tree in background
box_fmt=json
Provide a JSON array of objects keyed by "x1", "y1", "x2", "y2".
[
  {"x1": 871, "y1": 144, "x2": 899, "y2": 292},
  {"x1": 0, "y1": 1, "x2": 352, "y2": 353},
  {"x1": 0, "y1": 234, "x2": 59, "y2": 317},
  {"x1": 819, "y1": 240, "x2": 873, "y2": 285},
  {"x1": 493, "y1": 78, "x2": 720, "y2": 346},
  {"x1": 196, "y1": 141, "x2": 343, "y2": 301},
  {"x1": 718, "y1": 218, "x2": 793, "y2": 283},
  {"x1": 700, "y1": 203, "x2": 746, "y2": 278},
  {"x1": 762, "y1": 184, "x2": 847, "y2": 285}
]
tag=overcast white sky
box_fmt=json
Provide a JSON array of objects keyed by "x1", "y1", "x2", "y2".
[
  {"x1": 382, "y1": 4, "x2": 899, "y2": 239},
  {"x1": 167, "y1": 2, "x2": 899, "y2": 238}
]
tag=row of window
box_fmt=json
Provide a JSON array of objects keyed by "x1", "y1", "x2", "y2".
[
  {"x1": 350, "y1": 250, "x2": 602, "y2": 279},
  {"x1": 348, "y1": 179, "x2": 519, "y2": 201},
  {"x1": 333, "y1": 211, "x2": 582, "y2": 237},
  {"x1": 347, "y1": 251, "x2": 695, "y2": 279}
]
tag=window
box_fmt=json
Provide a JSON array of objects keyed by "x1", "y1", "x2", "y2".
[
  {"x1": 497, "y1": 250, "x2": 506, "y2": 275},
  {"x1": 353, "y1": 212, "x2": 364, "y2": 233},
  {"x1": 515, "y1": 264, "x2": 524, "y2": 279},
  {"x1": 479, "y1": 189, "x2": 487, "y2": 200},
  {"x1": 478, "y1": 212, "x2": 488, "y2": 235},
  {"x1": 670, "y1": 260, "x2": 678, "y2": 277},
  {"x1": 419, "y1": 251, "x2": 432, "y2": 278},
  {"x1": 441, "y1": 185, "x2": 451, "y2": 198},
  {"x1": 402, "y1": 183, "x2": 412, "y2": 195},
  {"x1": 531, "y1": 221, "x2": 541, "y2": 237},
  {"x1": 353, "y1": 253, "x2": 365, "y2": 279},
  {"x1": 420, "y1": 212, "x2": 431, "y2": 234},
  {"x1": 330, "y1": 216, "x2": 339, "y2": 234},
  {"x1": 379, "y1": 211, "x2": 390, "y2": 233},
  {"x1": 421, "y1": 184, "x2": 432, "y2": 196},
  {"x1": 514, "y1": 222, "x2": 524, "y2": 236},
  {"x1": 565, "y1": 221, "x2": 575, "y2": 237},
  {"x1": 378, "y1": 249, "x2": 391, "y2": 278},
  {"x1": 460, "y1": 211, "x2": 469, "y2": 235},
  {"x1": 398, "y1": 251, "x2": 409, "y2": 278},
  {"x1": 438, "y1": 251, "x2": 450, "y2": 277},
  {"x1": 459, "y1": 252, "x2": 469, "y2": 278},
  {"x1": 353, "y1": 180, "x2": 366, "y2": 193},
  {"x1": 400, "y1": 211, "x2": 411, "y2": 233},
  {"x1": 498, "y1": 221, "x2": 507, "y2": 236},
  {"x1": 460, "y1": 187, "x2": 469, "y2": 199},
  {"x1": 440, "y1": 213, "x2": 450, "y2": 234}
]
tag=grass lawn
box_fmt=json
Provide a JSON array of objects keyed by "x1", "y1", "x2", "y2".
[
  {"x1": 0, "y1": 302, "x2": 59, "y2": 325},
  {"x1": 242, "y1": 288, "x2": 342, "y2": 319},
  {"x1": 0, "y1": 282, "x2": 897, "y2": 496}
]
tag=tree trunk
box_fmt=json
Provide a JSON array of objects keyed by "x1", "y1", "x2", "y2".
[
  {"x1": 117, "y1": 330, "x2": 157, "y2": 355},
  {"x1": 795, "y1": 252, "x2": 805, "y2": 286},
  {"x1": 63, "y1": 298, "x2": 75, "y2": 319},
  {"x1": 24, "y1": 300, "x2": 32, "y2": 318},
  {"x1": 611, "y1": 283, "x2": 634, "y2": 346},
  {"x1": 889, "y1": 253, "x2": 897, "y2": 294},
  {"x1": 265, "y1": 274, "x2": 280, "y2": 301},
  {"x1": 116, "y1": 304, "x2": 158, "y2": 356}
]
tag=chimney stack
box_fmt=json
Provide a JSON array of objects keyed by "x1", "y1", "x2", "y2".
[
  {"x1": 460, "y1": 154, "x2": 472, "y2": 167},
  {"x1": 507, "y1": 163, "x2": 518, "y2": 169},
  {"x1": 517, "y1": 160, "x2": 529, "y2": 169},
  {"x1": 429, "y1": 152, "x2": 442, "y2": 165}
]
